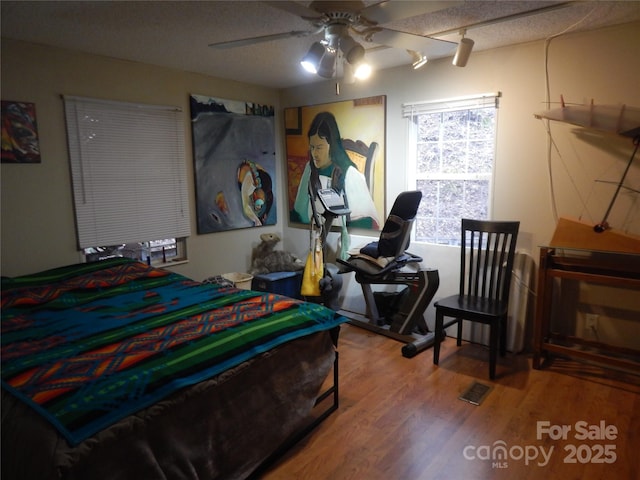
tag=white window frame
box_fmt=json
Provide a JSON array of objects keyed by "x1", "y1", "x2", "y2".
[
  {"x1": 63, "y1": 96, "x2": 191, "y2": 263},
  {"x1": 403, "y1": 92, "x2": 500, "y2": 245}
]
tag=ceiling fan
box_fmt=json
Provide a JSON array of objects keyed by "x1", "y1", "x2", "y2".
[{"x1": 208, "y1": 1, "x2": 464, "y2": 79}]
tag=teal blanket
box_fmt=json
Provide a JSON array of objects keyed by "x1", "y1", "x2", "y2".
[{"x1": 1, "y1": 258, "x2": 345, "y2": 445}]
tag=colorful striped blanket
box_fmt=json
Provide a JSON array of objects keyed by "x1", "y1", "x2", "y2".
[{"x1": 1, "y1": 258, "x2": 345, "y2": 446}]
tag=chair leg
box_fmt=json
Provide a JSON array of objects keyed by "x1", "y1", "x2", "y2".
[
  {"x1": 499, "y1": 316, "x2": 507, "y2": 357},
  {"x1": 489, "y1": 322, "x2": 499, "y2": 380},
  {"x1": 434, "y1": 310, "x2": 443, "y2": 365},
  {"x1": 456, "y1": 318, "x2": 463, "y2": 346}
]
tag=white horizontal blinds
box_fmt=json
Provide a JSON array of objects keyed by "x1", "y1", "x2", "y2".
[
  {"x1": 64, "y1": 96, "x2": 191, "y2": 248},
  {"x1": 402, "y1": 92, "x2": 501, "y2": 117}
]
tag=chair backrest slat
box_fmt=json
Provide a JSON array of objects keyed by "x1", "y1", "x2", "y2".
[{"x1": 459, "y1": 219, "x2": 520, "y2": 303}]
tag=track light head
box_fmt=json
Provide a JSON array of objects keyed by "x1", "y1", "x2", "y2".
[
  {"x1": 408, "y1": 50, "x2": 428, "y2": 70},
  {"x1": 452, "y1": 32, "x2": 474, "y2": 67}
]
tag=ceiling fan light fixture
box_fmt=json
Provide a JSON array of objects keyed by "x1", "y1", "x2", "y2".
[
  {"x1": 354, "y1": 61, "x2": 371, "y2": 80},
  {"x1": 343, "y1": 61, "x2": 355, "y2": 84},
  {"x1": 340, "y1": 35, "x2": 365, "y2": 65},
  {"x1": 317, "y1": 49, "x2": 337, "y2": 78},
  {"x1": 300, "y1": 41, "x2": 326, "y2": 74},
  {"x1": 408, "y1": 50, "x2": 428, "y2": 70},
  {"x1": 452, "y1": 31, "x2": 474, "y2": 67}
]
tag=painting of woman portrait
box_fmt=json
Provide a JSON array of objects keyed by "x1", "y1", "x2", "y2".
[{"x1": 286, "y1": 96, "x2": 386, "y2": 230}]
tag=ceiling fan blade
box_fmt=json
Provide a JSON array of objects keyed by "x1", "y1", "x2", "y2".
[
  {"x1": 208, "y1": 30, "x2": 315, "y2": 49},
  {"x1": 361, "y1": 1, "x2": 462, "y2": 24},
  {"x1": 262, "y1": 1, "x2": 323, "y2": 20},
  {"x1": 368, "y1": 29, "x2": 457, "y2": 57}
]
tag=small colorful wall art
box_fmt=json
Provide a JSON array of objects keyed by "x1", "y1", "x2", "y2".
[
  {"x1": 1, "y1": 100, "x2": 41, "y2": 163},
  {"x1": 190, "y1": 95, "x2": 276, "y2": 233},
  {"x1": 286, "y1": 95, "x2": 386, "y2": 230}
]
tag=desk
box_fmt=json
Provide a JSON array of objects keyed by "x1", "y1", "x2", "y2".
[{"x1": 533, "y1": 246, "x2": 640, "y2": 372}]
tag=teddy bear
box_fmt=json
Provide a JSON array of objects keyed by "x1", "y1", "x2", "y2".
[{"x1": 250, "y1": 232, "x2": 304, "y2": 275}]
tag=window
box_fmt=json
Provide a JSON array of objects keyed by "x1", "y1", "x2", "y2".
[
  {"x1": 63, "y1": 96, "x2": 191, "y2": 264},
  {"x1": 83, "y1": 238, "x2": 182, "y2": 264},
  {"x1": 403, "y1": 93, "x2": 500, "y2": 245}
]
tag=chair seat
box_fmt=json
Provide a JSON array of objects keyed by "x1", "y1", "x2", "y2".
[{"x1": 435, "y1": 294, "x2": 508, "y2": 321}]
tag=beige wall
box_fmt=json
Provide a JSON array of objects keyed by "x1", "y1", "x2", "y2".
[
  {"x1": 2, "y1": 23, "x2": 639, "y2": 347},
  {"x1": 0, "y1": 38, "x2": 283, "y2": 281}
]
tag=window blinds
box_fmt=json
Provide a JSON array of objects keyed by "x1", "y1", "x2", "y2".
[
  {"x1": 64, "y1": 96, "x2": 191, "y2": 248},
  {"x1": 402, "y1": 92, "x2": 501, "y2": 118}
]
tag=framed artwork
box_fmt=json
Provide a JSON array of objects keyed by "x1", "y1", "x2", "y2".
[
  {"x1": 285, "y1": 95, "x2": 386, "y2": 230},
  {"x1": 190, "y1": 94, "x2": 276, "y2": 233},
  {"x1": 1, "y1": 100, "x2": 41, "y2": 163}
]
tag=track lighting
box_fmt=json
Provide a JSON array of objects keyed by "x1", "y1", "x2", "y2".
[
  {"x1": 408, "y1": 50, "x2": 428, "y2": 70},
  {"x1": 301, "y1": 41, "x2": 326, "y2": 74},
  {"x1": 452, "y1": 30, "x2": 474, "y2": 67}
]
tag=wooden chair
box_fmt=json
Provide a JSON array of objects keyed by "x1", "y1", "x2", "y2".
[
  {"x1": 433, "y1": 219, "x2": 520, "y2": 379},
  {"x1": 342, "y1": 138, "x2": 378, "y2": 191}
]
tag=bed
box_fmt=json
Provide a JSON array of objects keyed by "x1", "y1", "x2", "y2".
[{"x1": 1, "y1": 258, "x2": 345, "y2": 480}]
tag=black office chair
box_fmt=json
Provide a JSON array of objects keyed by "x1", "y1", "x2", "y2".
[{"x1": 433, "y1": 219, "x2": 520, "y2": 379}]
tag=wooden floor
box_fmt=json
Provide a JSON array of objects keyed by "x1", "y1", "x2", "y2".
[{"x1": 261, "y1": 323, "x2": 640, "y2": 480}]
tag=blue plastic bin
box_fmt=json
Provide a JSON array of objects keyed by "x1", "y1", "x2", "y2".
[{"x1": 251, "y1": 271, "x2": 302, "y2": 299}]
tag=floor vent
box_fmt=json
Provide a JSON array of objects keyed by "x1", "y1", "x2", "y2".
[{"x1": 459, "y1": 381, "x2": 493, "y2": 405}]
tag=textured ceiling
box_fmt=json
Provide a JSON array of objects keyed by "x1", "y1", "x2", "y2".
[{"x1": 2, "y1": 1, "x2": 640, "y2": 89}]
